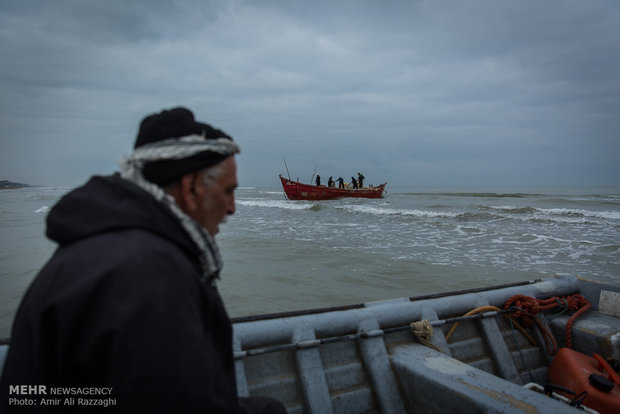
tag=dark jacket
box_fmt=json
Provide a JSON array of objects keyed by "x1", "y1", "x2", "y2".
[{"x1": 1, "y1": 175, "x2": 243, "y2": 412}]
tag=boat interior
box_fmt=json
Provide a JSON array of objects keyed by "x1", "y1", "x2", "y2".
[{"x1": 232, "y1": 275, "x2": 620, "y2": 413}]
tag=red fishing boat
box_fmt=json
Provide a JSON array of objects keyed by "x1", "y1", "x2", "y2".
[{"x1": 279, "y1": 174, "x2": 387, "y2": 200}]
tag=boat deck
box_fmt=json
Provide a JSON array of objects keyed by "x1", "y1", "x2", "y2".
[{"x1": 232, "y1": 275, "x2": 620, "y2": 413}]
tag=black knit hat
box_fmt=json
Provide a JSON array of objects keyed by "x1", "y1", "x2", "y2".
[{"x1": 135, "y1": 107, "x2": 234, "y2": 186}]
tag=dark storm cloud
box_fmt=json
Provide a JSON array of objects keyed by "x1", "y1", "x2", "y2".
[{"x1": 0, "y1": 0, "x2": 618, "y2": 187}]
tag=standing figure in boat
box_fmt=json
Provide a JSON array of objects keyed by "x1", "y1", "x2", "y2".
[
  {"x1": 1, "y1": 107, "x2": 286, "y2": 414},
  {"x1": 351, "y1": 177, "x2": 358, "y2": 189},
  {"x1": 328, "y1": 176, "x2": 335, "y2": 188},
  {"x1": 337, "y1": 177, "x2": 345, "y2": 188},
  {"x1": 358, "y1": 172, "x2": 365, "y2": 188},
  {"x1": 315, "y1": 174, "x2": 321, "y2": 186}
]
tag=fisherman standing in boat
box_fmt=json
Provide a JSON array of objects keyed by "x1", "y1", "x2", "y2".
[
  {"x1": 351, "y1": 176, "x2": 358, "y2": 189},
  {"x1": 337, "y1": 176, "x2": 345, "y2": 188},
  {"x1": 357, "y1": 172, "x2": 365, "y2": 188},
  {"x1": 1, "y1": 107, "x2": 286, "y2": 413},
  {"x1": 328, "y1": 176, "x2": 334, "y2": 188},
  {"x1": 315, "y1": 174, "x2": 321, "y2": 186}
]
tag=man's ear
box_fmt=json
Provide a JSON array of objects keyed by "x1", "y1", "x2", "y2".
[{"x1": 178, "y1": 172, "x2": 201, "y2": 212}]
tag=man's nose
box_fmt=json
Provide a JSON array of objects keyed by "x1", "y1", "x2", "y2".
[{"x1": 227, "y1": 195, "x2": 235, "y2": 215}]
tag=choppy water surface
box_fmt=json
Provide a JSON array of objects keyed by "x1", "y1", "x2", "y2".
[
  {"x1": 1, "y1": 184, "x2": 619, "y2": 336},
  {"x1": 218, "y1": 186, "x2": 620, "y2": 316}
]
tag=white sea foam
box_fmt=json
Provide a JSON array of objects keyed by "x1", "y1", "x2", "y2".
[
  {"x1": 485, "y1": 205, "x2": 620, "y2": 221},
  {"x1": 34, "y1": 206, "x2": 49, "y2": 213},
  {"x1": 454, "y1": 225, "x2": 484, "y2": 235},
  {"x1": 488, "y1": 205, "x2": 528, "y2": 211},
  {"x1": 236, "y1": 199, "x2": 316, "y2": 210},
  {"x1": 342, "y1": 205, "x2": 459, "y2": 218},
  {"x1": 538, "y1": 208, "x2": 620, "y2": 220}
]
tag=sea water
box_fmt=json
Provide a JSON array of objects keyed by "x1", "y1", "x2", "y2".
[{"x1": 1, "y1": 184, "x2": 619, "y2": 337}]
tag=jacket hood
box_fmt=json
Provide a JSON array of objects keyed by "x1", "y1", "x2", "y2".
[{"x1": 46, "y1": 175, "x2": 200, "y2": 259}]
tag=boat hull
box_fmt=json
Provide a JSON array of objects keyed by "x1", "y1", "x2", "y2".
[{"x1": 279, "y1": 175, "x2": 386, "y2": 200}]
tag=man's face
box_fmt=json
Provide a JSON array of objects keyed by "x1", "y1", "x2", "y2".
[{"x1": 195, "y1": 156, "x2": 238, "y2": 236}]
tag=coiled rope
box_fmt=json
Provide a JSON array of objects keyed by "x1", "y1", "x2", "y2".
[
  {"x1": 410, "y1": 320, "x2": 442, "y2": 352},
  {"x1": 503, "y1": 293, "x2": 591, "y2": 351}
]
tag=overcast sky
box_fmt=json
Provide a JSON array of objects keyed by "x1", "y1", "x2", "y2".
[{"x1": 1, "y1": 0, "x2": 619, "y2": 188}]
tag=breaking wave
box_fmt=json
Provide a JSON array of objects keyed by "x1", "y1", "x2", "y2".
[
  {"x1": 236, "y1": 199, "x2": 318, "y2": 210},
  {"x1": 341, "y1": 205, "x2": 460, "y2": 218},
  {"x1": 486, "y1": 205, "x2": 620, "y2": 222}
]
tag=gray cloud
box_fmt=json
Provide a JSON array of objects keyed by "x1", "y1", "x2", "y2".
[{"x1": 1, "y1": 0, "x2": 618, "y2": 187}]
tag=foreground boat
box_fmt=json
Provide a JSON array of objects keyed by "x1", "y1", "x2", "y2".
[
  {"x1": 230, "y1": 275, "x2": 620, "y2": 413},
  {"x1": 279, "y1": 175, "x2": 387, "y2": 200},
  {"x1": 1, "y1": 275, "x2": 619, "y2": 413}
]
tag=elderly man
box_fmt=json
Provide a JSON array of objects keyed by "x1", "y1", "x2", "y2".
[{"x1": 1, "y1": 108, "x2": 286, "y2": 413}]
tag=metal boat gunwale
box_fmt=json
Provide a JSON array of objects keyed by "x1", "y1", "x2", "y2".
[{"x1": 232, "y1": 275, "x2": 582, "y2": 347}]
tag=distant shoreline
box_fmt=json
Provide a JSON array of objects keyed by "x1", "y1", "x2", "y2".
[{"x1": 0, "y1": 180, "x2": 29, "y2": 189}]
